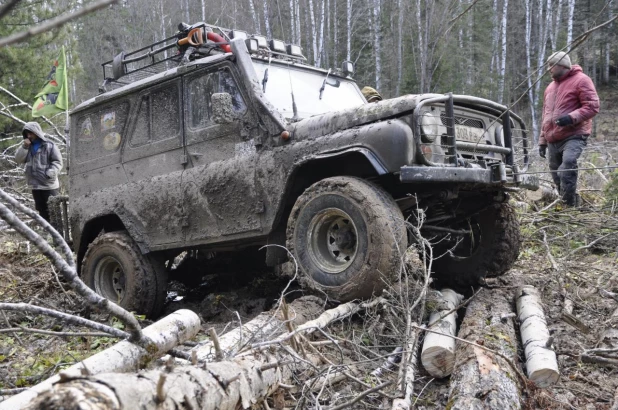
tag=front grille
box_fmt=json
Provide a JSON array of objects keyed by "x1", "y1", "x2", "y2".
[{"x1": 440, "y1": 113, "x2": 484, "y2": 129}]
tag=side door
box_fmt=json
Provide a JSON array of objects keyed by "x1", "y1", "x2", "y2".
[
  {"x1": 120, "y1": 78, "x2": 186, "y2": 248},
  {"x1": 182, "y1": 64, "x2": 263, "y2": 245}
]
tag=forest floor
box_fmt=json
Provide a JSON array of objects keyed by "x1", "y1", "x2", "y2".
[{"x1": 1, "y1": 186, "x2": 618, "y2": 409}]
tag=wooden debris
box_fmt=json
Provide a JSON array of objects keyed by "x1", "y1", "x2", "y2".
[
  {"x1": 420, "y1": 288, "x2": 463, "y2": 378},
  {"x1": 516, "y1": 286, "x2": 560, "y2": 387},
  {"x1": 0, "y1": 309, "x2": 201, "y2": 410},
  {"x1": 447, "y1": 288, "x2": 522, "y2": 410},
  {"x1": 561, "y1": 298, "x2": 591, "y2": 334}
]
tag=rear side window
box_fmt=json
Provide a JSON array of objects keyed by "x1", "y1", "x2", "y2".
[
  {"x1": 75, "y1": 101, "x2": 129, "y2": 163},
  {"x1": 187, "y1": 68, "x2": 246, "y2": 129},
  {"x1": 130, "y1": 83, "x2": 181, "y2": 147}
]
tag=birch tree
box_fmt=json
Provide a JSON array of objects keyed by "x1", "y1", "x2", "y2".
[
  {"x1": 248, "y1": 0, "x2": 261, "y2": 33},
  {"x1": 497, "y1": 0, "x2": 508, "y2": 104},
  {"x1": 308, "y1": 0, "x2": 318, "y2": 63},
  {"x1": 372, "y1": 0, "x2": 382, "y2": 89},
  {"x1": 316, "y1": 0, "x2": 326, "y2": 67},
  {"x1": 566, "y1": 0, "x2": 575, "y2": 46},
  {"x1": 346, "y1": 0, "x2": 351, "y2": 61},
  {"x1": 262, "y1": 0, "x2": 272, "y2": 38}
]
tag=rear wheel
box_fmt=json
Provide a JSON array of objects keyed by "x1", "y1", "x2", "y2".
[
  {"x1": 82, "y1": 231, "x2": 167, "y2": 318},
  {"x1": 430, "y1": 202, "x2": 521, "y2": 288},
  {"x1": 287, "y1": 176, "x2": 407, "y2": 301}
]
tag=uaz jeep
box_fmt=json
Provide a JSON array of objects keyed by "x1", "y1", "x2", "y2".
[{"x1": 69, "y1": 23, "x2": 538, "y2": 316}]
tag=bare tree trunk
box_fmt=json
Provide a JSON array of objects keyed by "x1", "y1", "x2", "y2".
[
  {"x1": 566, "y1": 0, "x2": 575, "y2": 45},
  {"x1": 498, "y1": 0, "x2": 509, "y2": 104},
  {"x1": 372, "y1": 0, "x2": 381, "y2": 89},
  {"x1": 290, "y1": 0, "x2": 296, "y2": 42},
  {"x1": 395, "y1": 0, "x2": 404, "y2": 95},
  {"x1": 549, "y1": 0, "x2": 563, "y2": 51},
  {"x1": 346, "y1": 0, "x2": 351, "y2": 60},
  {"x1": 606, "y1": 1, "x2": 614, "y2": 83},
  {"x1": 249, "y1": 0, "x2": 261, "y2": 33},
  {"x1": 415, "y1": 0, "x2": 426, "y2": 92},
  {"x1": 316, "y1": 0, "x2": 326, "y2": 67},
  {"x1": 201, "y1": 0, "x2": 206, "y2": 21},
  {"x1": 263, "y1": 0, "x2": 272, "y2": 38},
  {"x1": 309, "y1": 0, "x2": 318, "y2": 63}
]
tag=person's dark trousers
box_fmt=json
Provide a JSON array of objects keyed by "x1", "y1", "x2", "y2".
[
  {"x1": 548, "y1": 137, "x2": 587, "y2": 206},
  {"x1": 32, "y1": 189, "x2": 58, "y2": 223}
]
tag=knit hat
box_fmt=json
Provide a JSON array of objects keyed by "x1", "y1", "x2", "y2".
[
  {"x1": 547, "y1": 51, "x2": 572, "y2": 69},
  {"x1": 361, "y1": 86, "x2": 383, "y2": 103}
]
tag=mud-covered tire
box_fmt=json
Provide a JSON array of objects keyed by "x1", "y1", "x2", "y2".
[
  {"x1": 287, "y1": 176, "x2": 407, "y2": 301},
  {"x1": 431, "y1": 202, "x2": 521, "y2": 288},
  {"x1": 81, "y1": 231, "x2": 167, "y2": 318}
]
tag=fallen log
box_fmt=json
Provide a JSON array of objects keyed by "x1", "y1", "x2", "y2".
[
  {"x1": 190, "y1": 295, "x2": 325, "y2": 362},
  {"x1": 447, "y1": 288, "x2": 523, "y2": 410},
  {"x1": 0, "y1": 309, "x2": 201, "y2": 410},
  {"x1": 516, "y1": 286, "x2": 560, "y2": 387},
  {"x1": 28, "y1": 357, "x2": 290, "y2": 410},
  {"x1": 421, "y1": 288, "x2": 463, "y2": 378}
]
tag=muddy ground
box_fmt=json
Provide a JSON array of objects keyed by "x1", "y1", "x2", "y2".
[{"x1": 1, "y1": 192, "x2": 618, "y2": 408}]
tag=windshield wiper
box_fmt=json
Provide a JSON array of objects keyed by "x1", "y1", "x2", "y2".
[{"x1": 319, "y1": 68, "x2": 331, "y2": 100}]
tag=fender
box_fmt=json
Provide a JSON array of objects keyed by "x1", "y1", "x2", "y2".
[{"x1": 302, "y1": 147, "x2": 389, "y2": 175}]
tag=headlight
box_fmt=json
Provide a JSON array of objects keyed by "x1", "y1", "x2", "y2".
[{"x1": 420, "y1": 109, "x2": 441, "y2": 143}]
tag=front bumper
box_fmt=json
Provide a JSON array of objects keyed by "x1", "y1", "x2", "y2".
[{"x1": 400, "y1": 164, "x2": 539, "y2": 190}]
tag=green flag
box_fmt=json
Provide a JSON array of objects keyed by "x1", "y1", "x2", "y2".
[{"x1": 32, "y1": 46, "x2": 69, "y2": 118}]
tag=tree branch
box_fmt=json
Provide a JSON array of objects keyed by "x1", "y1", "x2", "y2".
[
  {"x1": 0, "y1": 191, "x2": 146, "y2": 344},
  {"x1": 0, "y1": 0, "x2": 119, "y2": 48},
  {"x1": 0, "y1": 303, "x2": 130, "y2": 339}
]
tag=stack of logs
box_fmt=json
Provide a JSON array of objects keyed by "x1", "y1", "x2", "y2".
[{"x1": 1, "y1": 286, "x2": 561, "y2": 410}]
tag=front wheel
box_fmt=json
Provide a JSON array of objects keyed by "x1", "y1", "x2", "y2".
[
  {"x1": 81, "y1": 231, "x2": 167, "y2": 318},
  {"x1": 430, "y1": 202, "x2": 521, "y2": 288},
  {"x1": 287, "y1": 176, "x2": 407, "y2": 301}
]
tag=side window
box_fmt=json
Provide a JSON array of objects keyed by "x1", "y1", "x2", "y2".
[
  {"x1": 130, "y1": 83, "x2": 181, "y2": 147},
  {"x1": 75, "y1": 101, "x2": 129, "y2": 163},
  {"x1": 188, "y1": 68, "x2": 246, "y2": 130}
]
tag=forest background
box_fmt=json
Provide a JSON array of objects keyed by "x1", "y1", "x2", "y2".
[{"x1": 0, "y1": 0, "x2": 616, "y2": 146}]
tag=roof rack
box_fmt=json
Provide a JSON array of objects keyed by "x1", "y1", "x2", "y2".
[{"x1": 99, "y1": 22, "x2": 307, "y2": 93}]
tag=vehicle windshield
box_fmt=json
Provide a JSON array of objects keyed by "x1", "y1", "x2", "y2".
[{"x1": 252, "y1": 60, "x2": 366, "y2": 120}]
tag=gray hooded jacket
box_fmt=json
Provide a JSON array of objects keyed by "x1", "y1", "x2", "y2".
[{"x1": 15, "y1": 122, "x2": 63, "y2": 190}]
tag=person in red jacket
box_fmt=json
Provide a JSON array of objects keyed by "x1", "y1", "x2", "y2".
[{"x1": 538, "y1": 51, "x2": 600, "y2": 206}]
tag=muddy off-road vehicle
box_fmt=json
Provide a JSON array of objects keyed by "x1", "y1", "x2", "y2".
[{"x1": 68, "y1": 23, "x2": 538, "y2": 316}]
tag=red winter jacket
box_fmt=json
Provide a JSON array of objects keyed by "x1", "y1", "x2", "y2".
[{"x1": 539, "y1": 65, "x2": 600, "y2": 145}]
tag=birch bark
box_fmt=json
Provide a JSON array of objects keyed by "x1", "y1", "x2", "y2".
[
  {"x1": 309, "y1": 0, "x2": 318, "y2": 63},
  {"x1": 262, "y1": 0, "x2": 272, "y2": 38},
  {"x1": 372, "y1": 0, "x2": 382, "y2": 89},
  {"x1": 346, "y1": 0, "x2": 351, "y2": 60},
  {"x1": 249, "y1": 0, "x2": 261, "y2": 33},
  {"x1": 497, "y1": 0, "x2": 508, "y2": 104},
  {"x1": 316, "y1": 0, "x2": 326, "y2": 67},
  {"x1": 566, "y1": 0, "x2": 575, "y2": 46}
]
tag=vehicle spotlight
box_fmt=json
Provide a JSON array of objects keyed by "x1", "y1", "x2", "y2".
[{"x1": 342, "y1": 60, "x2": 354, "y2": 76}]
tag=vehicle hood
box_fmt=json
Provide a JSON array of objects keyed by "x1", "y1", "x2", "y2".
[{"x1": 289, "y1": 93, "x2": 443, "y2": 140}]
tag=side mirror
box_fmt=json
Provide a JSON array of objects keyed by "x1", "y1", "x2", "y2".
[{"x1": 211, "y1": 93, "x2": 234, "y2": 124}]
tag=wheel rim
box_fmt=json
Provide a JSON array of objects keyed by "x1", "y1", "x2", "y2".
[
  {"x1": 307, "y1": 208, "x2": 358, "y2": 274},
  {"x1": 94, "y1": 256, "x2": 126, "y2": 303}
]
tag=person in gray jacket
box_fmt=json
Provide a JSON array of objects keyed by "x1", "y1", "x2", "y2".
[{"x1": 15, "y1": 122, "x2": 63, "y2": 223}]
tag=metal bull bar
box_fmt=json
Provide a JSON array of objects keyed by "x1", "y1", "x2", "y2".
[{"x1": 401, "y1": 93, "x2": 538, "y2": 189}]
